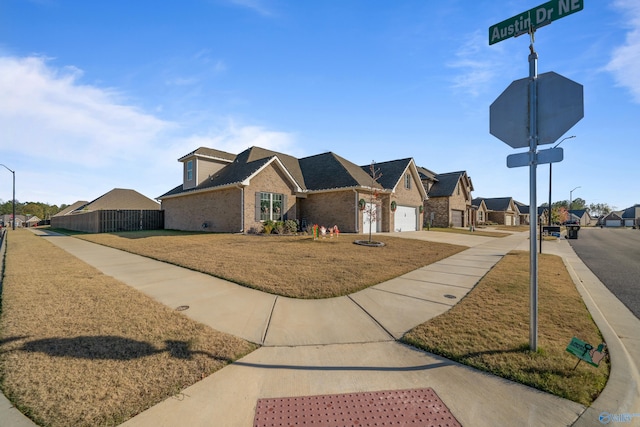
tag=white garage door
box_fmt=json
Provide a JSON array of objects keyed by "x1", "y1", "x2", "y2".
[
  {"x1": 395, "y1": 206, "x2": 417, "y2": 232},
  {"x1": 606, "y1": 220, "x2": 621, "y2": 227},
  {"x1": 624, "y1": 219, "x2": 635, "y2": 227}
]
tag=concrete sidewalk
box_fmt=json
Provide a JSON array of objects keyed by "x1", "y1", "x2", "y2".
[{"x1": 3, "y1": 229, "x2": 638, "y2": 426}]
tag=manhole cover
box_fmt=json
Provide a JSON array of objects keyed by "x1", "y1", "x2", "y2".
[
  {"x1": 175, "y1": 305, "x2": 189, "y2": 311},
  {"x1": 444, "y1": 294, "x2": 457, "y2": 299},
  {"x1": 254, "y1": 388, "x2": 461, "y2": 427}
]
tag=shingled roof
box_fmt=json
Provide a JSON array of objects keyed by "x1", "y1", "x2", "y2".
[
  {"x1": 475, "y1": 197, "x2": 514, "y2": 211},
  {"x1": 427, "y1": 171, "x2": 467, "y2": 198},
  {"x1": 161, "y1": 146, "x2": 426, "y2": 200},
  {"x1": 300, "y1": 152, "x2": 381, "y2": 191}
]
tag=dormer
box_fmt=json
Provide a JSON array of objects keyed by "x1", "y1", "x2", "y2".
[{"x1": 178, "y1": 147, "x2": 236, "y2": 190}]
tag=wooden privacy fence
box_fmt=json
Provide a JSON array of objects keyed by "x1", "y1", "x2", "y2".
[{"x1": 51, "y1": 210, "x2": 164, "y2": 233}]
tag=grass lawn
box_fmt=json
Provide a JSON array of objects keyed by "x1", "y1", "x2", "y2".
[
  {"x1": 68, "y1": 230, "x2": 467, "y2": 299},
  {"x1": 402, "y1": 251, "x2": 609, "y2": 406},
  {"x1": 0, "y1": 230, "x2": 257, "y2": 427}
]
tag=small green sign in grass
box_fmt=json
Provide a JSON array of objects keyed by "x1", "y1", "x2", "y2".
[{"x1": 566, "y1": 337, "x2": 606, "y2": 367}]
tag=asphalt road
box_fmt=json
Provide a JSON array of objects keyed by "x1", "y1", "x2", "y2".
[{"x1": 568, "y1": 227, "x2": 640, "y2": 319}]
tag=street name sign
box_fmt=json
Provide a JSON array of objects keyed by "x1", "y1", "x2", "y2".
[
  {"x1": 490, "y1": 72, "x2": 583, "y2": 148},
  {"x1": 489, "y1": 0, "x2": 584, "y2": 45},
  {"x1": 506, "y1": 147, "x2": 563, "y2": 168}
]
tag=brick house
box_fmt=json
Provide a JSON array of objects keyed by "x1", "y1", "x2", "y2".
[
  {"x1": 418, "y1": 169, "x2": 475, "y2": 228},
  {"x1": 473, "y1": 197, "x2": 520, "y2": 226},
  {"x1": 159, "y1": 146, "x2": 426, "y2": 233}
]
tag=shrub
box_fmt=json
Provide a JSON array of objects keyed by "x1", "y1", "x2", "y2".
[
  {"x1": 284, "y1": 220, "x2": 298, "y2": 234},
  {"x1": 274, "y1": 221, "x2": 285, "y2": 234},
  {"x1": 262, "y1": 220, "x2": 275, "y2": 234}
]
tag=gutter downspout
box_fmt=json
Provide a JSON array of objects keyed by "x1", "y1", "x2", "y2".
[
  {"x1": 238, "y1": 185, "x2": 244, "y2": 233},
  {"x1": 354, "y1": 189, "x2": 359, "y2": 233}
]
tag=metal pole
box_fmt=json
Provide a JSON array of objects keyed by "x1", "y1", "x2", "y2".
[
  {"x1": 528, "y1": 39, "x2": 539, "y2": 352},
  {"x1": 548, "y1": 164, "x2": 553, "y2": 227},
  {"x1": 12, "y1": 169, "x2": 15, "y2": 230},
  {"x1": 1, "y1": 164, "x2": 15, "y2": 230}
]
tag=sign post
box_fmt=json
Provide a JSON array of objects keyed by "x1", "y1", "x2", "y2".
[{"x1": 489, "y1": 1, "x2": 583, "y2": 351}]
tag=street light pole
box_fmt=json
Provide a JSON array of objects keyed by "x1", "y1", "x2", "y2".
[
  {"x1": 569, "y1": 186, "x2": 581, "y2": 220},
  {"x1": 0, "y1": 164, "x2": 16, "y2": 230},
  {"x1": 548, "y1": 135, "x2": 575, "y2": 226}
]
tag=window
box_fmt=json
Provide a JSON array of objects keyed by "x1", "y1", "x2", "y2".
[
  {"x1": 258, "y1": 192, "x2": 285, "y2": 221},
  {"x1": 186, "y1": 160, "x2": 193, "y2": 181},
  {"x1": 404, "y1": 173, "x2": 411, "y2": 189}
]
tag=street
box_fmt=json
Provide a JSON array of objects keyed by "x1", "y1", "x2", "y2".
[{"x1": 569, "y1": 227, "x2": 640, "y2": 319}]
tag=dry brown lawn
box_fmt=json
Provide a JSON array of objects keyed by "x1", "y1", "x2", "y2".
[
  {"x1": 403, "y1": 251, "x2": 609, "y2": 406},
  {"x1": 0, "y1": 230, "x2": 257, "y2": 427},
  {"x1": 71, "y1": 230, "x2": 466, "y2": 299}
]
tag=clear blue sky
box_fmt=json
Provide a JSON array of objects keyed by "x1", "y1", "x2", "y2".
[{"x1": 1, "y1": 1, "x2": 638, "y2": 211}]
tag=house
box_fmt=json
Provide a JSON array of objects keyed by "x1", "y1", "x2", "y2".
[
  {"x1": 0, "y1": 214, "x2": 25, "y2": 228},
  {"x1": 620, "y1": 204, "x2": 640, "y2": 227},
  {"x1": 418, "y1": 169, "x2": 475, "y2": 228},
  {"x1": 567, "y1": 209, "x2": 592, "y2": 226},
  {"x1": 514, "y1": 202, "x2": 549, "y2": 225},
  {"x1": 473, "y1": 197, "x2": 520, "y2": 226},
  {"x1": 472, "y1": 198, "x2": 489, "y2": 226},
  {"x1": 158, "y1": 146, "x2": 427, "y2": 233},
  {"x1": 24, "y1": 215, "x2": 42, "y2": 228},
  {"x1": 601, "y1": 211, "x2": 623, "y2": 227},
  {"x1": 51, "y1": 189, "x2": 162, "y2": 233}
]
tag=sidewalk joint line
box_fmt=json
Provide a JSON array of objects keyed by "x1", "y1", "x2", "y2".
[
  {"x1": 261, "y1": 296, "x2": 278, "y2": 345},
  {"x1": 370, "y1": 288, "x2": 456, "y2": 306},
  {"x1": 347, "y1": 295, "x2": 396, "y2": 340}
]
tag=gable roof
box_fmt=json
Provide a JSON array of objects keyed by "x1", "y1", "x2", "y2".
[
  {"x1": 80, "y1": 189, "x2": 160, "y2": 211},
  {"x1": 416, "y1": 166, "x2": 438, "y2": 182},
  {"x1": 427, "y1": 171, "x2": 468, "y2": 198},
  {"x1": 52, "y1": 200, "x2": 90, "y2": 217},
  {"x1": 178, "y1": 147, "x2": 236, "y2": 163},
  {"x1": 300, "y1": 152, "x2": 381, "y2": 191},
  {"x1": 162, "y1": 146, "x2": 431, "y2": 200},
  {"x1": 621, "y1": 204, "x2": 640, "y2": 219},
  {"x1": 475, "y1": 197, "x2": 515, "y2": 212},
  {"x1": 569, "y1": 209, "x2": 590, "y2": 218},
  {"x1": 371, "y1": 158, "x2": 427, "y2": 199}
]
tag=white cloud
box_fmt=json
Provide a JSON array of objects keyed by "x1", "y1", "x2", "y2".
[
  {"x1": 228, "y1": 0, "x2": 274, "y2": 17},
  {"x1": 0, "y1": 56, "x2": 174, "y2": 167},
  {"x1": 0, "y1": 55, "x2": 298, "y2": 205},
  {"x1": 606, "y1": 0, "x2": 640, "y2": 103},
  {"x1": 447, "y1": 30, "x2": 506, "y2": 97},
  {"x1": 178, "y1": 118, "x2": 298, "y2": 156}
]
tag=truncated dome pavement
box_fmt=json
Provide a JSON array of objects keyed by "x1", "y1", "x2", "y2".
[{"x1": 253, "y1": 388, "x2": 462, "y2": 426}]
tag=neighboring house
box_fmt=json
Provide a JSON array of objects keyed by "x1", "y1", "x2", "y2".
[
  {"x1": 24, "y1": 215, "x2": 41, "y2": 228},
  {"x1": 620, "y1": 204, "x2": 640, "y2": 227},
  {"x1": 567, "y1": 209, "x2": 592, "y2": 226},
  {"x1": 51, "y1": 188, "x2": 162, "y2": 233},
  {"x1": 158, "y1": 146, "x2": 427, "y2": 233},
  {"x1": 472, "y1": 198, "x2": 489, "y2": 225},
  {"x1": 418, "y1": 169, "x2": 475, "y2": 228},
  {"x1": 601, "y1": 211, "x2": 623, "y2": 227},
  {"x1": 0, "y1": 214, "x2": 25, "y2": 228},
  {"x1": 473, "y1": 197, "x2": 521, "y2": 226},
  {"x1": 515, "y1": 202, "x2": 549, "y2": 225}
]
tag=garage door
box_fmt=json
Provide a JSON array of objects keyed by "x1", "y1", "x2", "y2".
[
  {"x1": 606, "y1": 220, "x2": 621, "y2": 227},
  {"x1": 395, "y1": 206, "x2": 417, "y2": 232},
  {"x1": 451, "y1": 210, "x2": 463, "y2": 227}
]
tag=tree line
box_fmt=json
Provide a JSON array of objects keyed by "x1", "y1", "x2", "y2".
[
  {"x1": 0, "y1": 200, "x2": 69, "y2": 220},
  {"x1": 540, "y1": 198, "x2": 613, "y2": 224}
]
